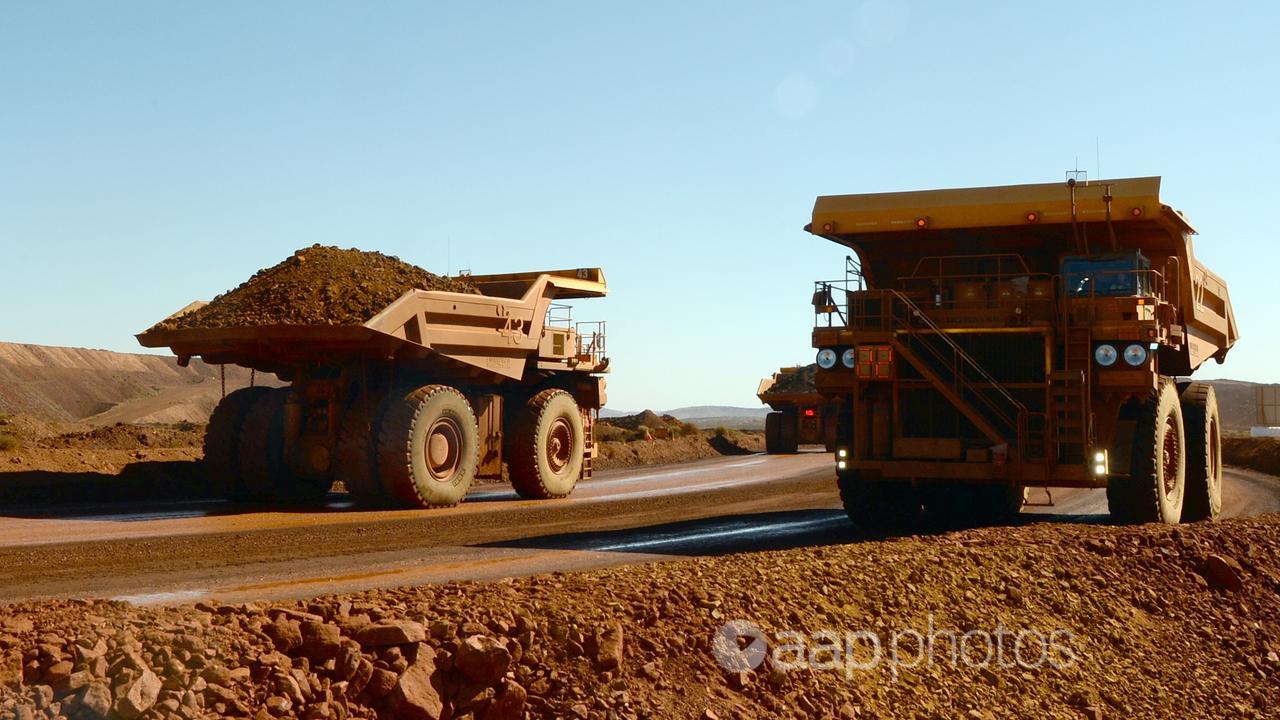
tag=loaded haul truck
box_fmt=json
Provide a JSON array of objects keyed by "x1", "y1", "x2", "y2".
[
  {"x1": 757, "y1": 366, "x2": 837, "y2": 453},
  {"x1": 139, "y1": 268, "x2": 608, "y2": 509}
]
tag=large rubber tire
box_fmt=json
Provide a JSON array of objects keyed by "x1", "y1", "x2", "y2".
[
  {"x1": 822, "y1": 407, "x2": 839, "y2": 453},
  {"x1": 837, "y1": 471, "x2": 920, "y2": 530},
  {"x1": 764, "y1": 412, "x2": 783, "y2": 454},
  {"x1": 922, "y1": 482, "x2": 1026, "y2": 528},
  {"x1": 511, "y1": 389, "x2": 585, "y2": 499},
  {"x1": 777, "y1": 411, "x2": 799, "y2": 454},
  {"x1": 204, "y1": 386, "x2": 271, "y2": 500},
  {"x1": 1108, "y1": 381, "x2": 1185, "y2": 524},
  {"x1": 335, "y1": 398, "x2": 392, "y2": 508},
  {"x1": 240, "y1": 388, "x2": 332, "y2": 504},
  {"x1": 1180, "y1": 382, "x2": 1223, "y2": 522},
  {"x1": 377, "y1": 385, "x2": 479, "y2": 508}
]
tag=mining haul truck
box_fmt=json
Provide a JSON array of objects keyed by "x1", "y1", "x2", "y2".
[
  {"x1": 807, "y1": 177, "x2": 1237, "y2": 527},
  {"x1": 137, "y1": 269, "x2": 608, "y2": 509},
  {"x1": 757, "y1": 367, "x2": 837, "y2": 453}
]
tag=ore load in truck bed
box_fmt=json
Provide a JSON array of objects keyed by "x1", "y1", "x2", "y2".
[
  {"x1": 761, "y1": 364, "x2": 817, "y2": 395},
  {"x1": 151, "y1": 245, "x2": 479, "y2": 331}
]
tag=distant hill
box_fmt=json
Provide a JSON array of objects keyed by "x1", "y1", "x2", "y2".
[
  {"x1": 663, "y1": 406, "x2": 770, "y2": 419},
  {"x1": 0, "y1": 342, "x2": 273, "y2": 425},
  {"x1": 1206, "y1": 379, "x2": 1266, "y2": 431},
  {"x1": 598, "y1": 405, "x2": 768, "y2": 431}
]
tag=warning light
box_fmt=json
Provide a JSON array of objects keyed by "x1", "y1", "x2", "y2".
[
  {"x1": 803, "y1": 408, "x2": 817, "y2": 418},
  {"x1": 854, "y1": 344, "x2": 895, "y2": 381},
  {"x1": 915, "y1": 217, "x2": 929, "y2": 229},
  {"x1": 1131, "y1": 206, "x2": 1143, "y2": 217},
  {"x1": 1025, "y1": 211, "x2": 1039, "y2": 223},
  {"x1": 822, "y1": 222, "x2": 834, "y2": 232}
]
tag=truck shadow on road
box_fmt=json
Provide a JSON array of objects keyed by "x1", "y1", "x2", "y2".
[
  {"x1": 0, "y1": 462, "x2": 216, "y2": 513},
  {"x1": 474, "y1": 507, "x2": 1118, "y2": 559}
]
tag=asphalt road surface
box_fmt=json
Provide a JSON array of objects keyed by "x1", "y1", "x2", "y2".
[{"x1": 0, "y1": 453, "x2": 1276, "y2": 605}]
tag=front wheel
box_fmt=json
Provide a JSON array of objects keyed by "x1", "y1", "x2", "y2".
[
  {"x1": 510, "y1": 389, "x2": 584, "y2": 499},
  {"x1": 204, "y1": 386, "x2": 271, "y2": 501},
  {"x1": 837, "y1": 471, "x2": 920, "y2": 531},
  {"x1": 240, "y1": 388, "x2": 332, "y2": 504},
  {"x1": 377, "y1": 385, "x2": 479, "y2": 508},
  {"x1": 1108, "y1": 381, "x2": 1185, "y2": 524},
  {"x1": 922, "y1": 482, "x2": 1025, "y2": 528}
]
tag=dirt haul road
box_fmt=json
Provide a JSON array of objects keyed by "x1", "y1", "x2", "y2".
[{"x1": 0, "y1": 454, "x2": 1277, "y2": 605}]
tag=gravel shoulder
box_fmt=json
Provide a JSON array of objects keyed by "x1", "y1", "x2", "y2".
[{"x1": 1, "y1": 512, "x2": 1277, "y2": 719}]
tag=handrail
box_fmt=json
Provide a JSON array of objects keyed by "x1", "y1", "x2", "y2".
[
  {"x1": 887, "y1": 290, "x2": 1028, "y2": 436},
  {"x1": 575, "y1": 320, "x2": 607, "y2": 364},
  {"x1": 908, "y1": 253, "x2": 1032, "y2": 281}
]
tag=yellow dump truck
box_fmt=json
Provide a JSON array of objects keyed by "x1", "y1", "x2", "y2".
[
  {"x1": 138, "y1": 269, "x2": 608, "y2": 509},
  {"x1": 807, "y1": 177, "x2": 1237, "y2": 527},
  {"x1": 757, "y1": 366, "x2": 837, "y2": 453}
]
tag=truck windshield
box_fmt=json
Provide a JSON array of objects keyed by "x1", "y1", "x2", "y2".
[{"x1": 1062, "y1": 254, "x2": 1151, "y2": 297}]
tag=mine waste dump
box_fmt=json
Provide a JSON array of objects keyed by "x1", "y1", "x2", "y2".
[{"x1": 152, "y1": 245, "x2": 479, "y2": 330}]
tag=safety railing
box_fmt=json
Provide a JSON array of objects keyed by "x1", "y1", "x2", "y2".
[
  {"x1": 1064, "y1": 268, "x2": 1165, "y2": 302},
  {"x1": 813, "y1": 256, "x2": 865, "y2": 327},
  {"x1": 841, "y1": 287, "x2": 1029, "y2": 452},
  {"x1": 889, "y1": 291, "x2": 1028, "y2": 443},
  {"x1": 1064, "y1": 268, "x2": 1167, "y2": 324},
  {"x1": 546, "y1": 303, "x2": 575, "y2": 330},
  {"x1": 575, "y1": 321, "x2": 607, "y2": 365}
]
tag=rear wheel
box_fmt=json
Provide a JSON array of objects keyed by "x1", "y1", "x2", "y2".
[
  {"x1": 822, "y1": 407, "x2": 838, "y2": 453},
  {"x1": 377, "y1": 385, "x2": 478, "y2": 508},
  {"x1": 776, "y1": 410, "x2": 799, "y2": 454},
  {"x1": 511, "y1": 389, "x2": 584, "y2": 499},
  {"x1": 764, "y1": 412, "x2": 783, "y2": 454},
  {"x1": 1108, "y1": 380, "x2": 1185, "y2": 524},
  {"x1": 335, "y1": 398, "x2": 391, "y2": 508},
  {"x1": 837, "y1": 471, "x2": 920, "y2": 530},
  {"x1": 204, "y1": 386, "x2": 270, "y2": 500},
  {"x1": 1180, "y1": 382, "x2": 1223, "y2": 522},
  {"x1": 240, "y1": 388, "x2": 332, "y2": 504}
]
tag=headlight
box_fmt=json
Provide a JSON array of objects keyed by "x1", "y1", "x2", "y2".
[
  {"x1": 1123, "y1": 344, "x2": 1148, "y2": 367},
  {"x1": 816, "y1": 348, "x2": 838, "y2": 369},
  {"x1": 841, "y1": 348, "x2": 857, "y2": 368},
  {"x1": 1095, "y1": 344, "x2": 1118, "y2": 367}
]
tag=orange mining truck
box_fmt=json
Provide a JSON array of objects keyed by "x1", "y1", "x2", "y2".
[
  {"x1": 807, "y1": 176, "x2": 1237, "y2": 527},
  {"x1": 757, "y1": 366, "x2": 837, "y2": 453},
  {"x1": 138, "y1": 269, "x2": 608, "y2": 509}
]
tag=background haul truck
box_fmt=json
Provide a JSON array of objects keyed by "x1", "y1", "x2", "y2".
[
  {"x1": 807, "y1": 177, "x2": 1237, "y2": 527},
  {"x1": 757, "y1": 366, "x2": 837, "y2": 454},
  {"x1": 139, "y1": 269, "x2": 608, "y2": 509}
]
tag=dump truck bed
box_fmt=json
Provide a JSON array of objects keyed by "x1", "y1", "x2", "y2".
[
  {"x1": 137, "y1": 268, "x2": 607, "y2": 381},
  {"x1": 756, "y1": 375, "x2": 824, "y2": 411}
]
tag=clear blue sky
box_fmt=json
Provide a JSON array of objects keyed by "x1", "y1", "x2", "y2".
[{"x1": 2, "y1": 2, "x2": 1277, "y2": 411}]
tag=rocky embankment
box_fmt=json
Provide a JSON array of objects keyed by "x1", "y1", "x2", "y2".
[{"x1": 1, "y1": 514, "x2": 1278, "y2": 719}]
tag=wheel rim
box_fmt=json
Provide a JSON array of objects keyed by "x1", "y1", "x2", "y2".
[
  {"x1": 1209, "y1": 418, "x2": 1221, "y2": 488},
  {"x1": 1161, "y1": 415, "x2": 1180, "y2": 498},
  {"x1": 546, "y1": 417, "x2": 573, "y2": 474},
  {"x1": 425, "y1": 418, "x2": 462, "y2": 481}
]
